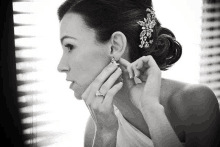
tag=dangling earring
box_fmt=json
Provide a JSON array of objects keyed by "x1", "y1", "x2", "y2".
[
  {"x1": 111, "y1": 57, "x2": 119, "y2": 66},
  {"x1": 111, "y1": 57, "x2": 123, "y2": 83}
]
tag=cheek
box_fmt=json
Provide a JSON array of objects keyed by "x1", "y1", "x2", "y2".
[{"x1": 72, "y1": 47, "x2": 109, "y2": 86}]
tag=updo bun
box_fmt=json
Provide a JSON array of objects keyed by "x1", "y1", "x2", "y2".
[
  {"x1": 142, "y1": 26, "x2": 182, "y2": 70},
  {"x1": 58, "y1": 0, "x2": 182, "y2": 71}
]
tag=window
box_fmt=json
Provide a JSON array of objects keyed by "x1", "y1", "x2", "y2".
[{"x1": 13, "y1": 0, "x2": 202, "y2": 146}]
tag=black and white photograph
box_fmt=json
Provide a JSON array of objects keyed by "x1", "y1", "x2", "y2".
[{"x1": 1, "y1": 0, "x2": 220, "y2": 147}]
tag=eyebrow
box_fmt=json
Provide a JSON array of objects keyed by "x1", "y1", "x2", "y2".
[{"x1": 60, "y1": 36, "x2": 77, "y2": 44}]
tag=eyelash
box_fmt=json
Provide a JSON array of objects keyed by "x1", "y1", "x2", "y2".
[{"x1": 65, "y1": 44, "x2": 74, "y2": 52}]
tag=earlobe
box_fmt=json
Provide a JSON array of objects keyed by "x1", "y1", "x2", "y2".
[
  {"x1": 110, "y1": 31, "x2": 127, "y2": 59},
  {"x1": 110, "y1": 46, "x2": 114, "y2": 54}
]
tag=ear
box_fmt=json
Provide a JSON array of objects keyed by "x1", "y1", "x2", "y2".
[{"x1": 109, "y1": 31, "x2": 127, "y2": 60}]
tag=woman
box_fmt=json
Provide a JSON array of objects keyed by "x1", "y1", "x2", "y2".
[{"x1": 57, "y1": 0, "x2": 220, "y2": 146}]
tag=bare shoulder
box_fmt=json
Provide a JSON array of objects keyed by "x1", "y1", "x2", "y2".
[
  {"x1": 176, "y1": 82, "x2": 220, "y2": 125},
  {"x1": 162, "y1": 78, "x2": 219, "y2": 116},
  {"x1": 172, "y1": 81, "x2": 219, "y2": 113},
  {"x1": 164, "y1": 79, "x2": 220, "y2": 146},
  {"x1": 84, "y1": 115, "x2": 95, "y2": 147}
]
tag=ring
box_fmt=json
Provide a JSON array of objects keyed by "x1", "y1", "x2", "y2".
[{"x1": 95, "y1": 90, "x2": 105, "y2": 97}]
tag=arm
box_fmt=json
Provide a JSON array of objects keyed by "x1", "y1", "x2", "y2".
[
  {"x1": 92, "y1": 128, "x2": 117, "y2": 147},
  {"x1": 183, "y1": 85, "x2": 220, "y2": 147},
  {"x1": 119, "y1": 56, "x2": 184, "y2": 147},
  {"x1": 84, "y1": 116, "x2": 118, "y2": 147},
  {"x1": 84, "y1": 116, "x2": 95, "y2": 147},
  {"x1": 141, "y1": 104, "x2": 184, "y2": 147},
  {"x1": 82, "y1": 58, "x2": 122, "y2": 147}
]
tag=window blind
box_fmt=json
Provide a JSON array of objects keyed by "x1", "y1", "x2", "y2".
[
  {"x1": 13, "y1": 0, "x2": 90, "y2": 146},
  {"x1": 14, "y1": 0, "x2": 65, "y2": 146},
  {"x1": 14, "y1": 0, "x2": 52, "y2": 146},
  {"x1": 200, "y1": 0, "x2": 220, "y2": 103}
]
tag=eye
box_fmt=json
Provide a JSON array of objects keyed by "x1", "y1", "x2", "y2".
[{"x1": 64, "y1": 44, "x2": 75, "y2": 52}]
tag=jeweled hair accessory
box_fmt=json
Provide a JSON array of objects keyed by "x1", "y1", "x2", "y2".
[{"x1": 137, "y1": 8, "x2": 157, "y2": 48}]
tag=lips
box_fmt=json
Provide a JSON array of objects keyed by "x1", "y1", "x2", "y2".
[{"x1": 70, "y1": 82, "x2": 75, "y2": 89}]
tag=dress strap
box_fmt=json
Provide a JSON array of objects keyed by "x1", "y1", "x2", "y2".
[{"x1": 113, "y1": 105, "x2": 154, "y2": 147}]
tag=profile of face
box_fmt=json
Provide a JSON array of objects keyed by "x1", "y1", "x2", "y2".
[{"x1": 57, "y1": 13, "x2": 111, "y2": 100}]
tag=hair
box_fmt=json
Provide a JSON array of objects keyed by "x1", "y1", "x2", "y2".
[{"x1": 57, "y1": 0, "x2": 182, "y2": 70}]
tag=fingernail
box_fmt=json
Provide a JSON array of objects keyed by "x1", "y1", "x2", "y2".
[{"x1": 129, "y1": 73, "x2": 132, "y2": 79}]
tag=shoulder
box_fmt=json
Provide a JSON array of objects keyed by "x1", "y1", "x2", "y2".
[
  {"x1": 180, "y1": 83, "x2": 219, "y2": 114},
  {"x1": 168, "y1": 81, "x2": 220, "y2": 120},
  {"x1": 179, "y1": 83, "x2": 220, "y2": 126},
  {"x1": 168, "y1": 81, "x2": 220, "y2": 146},
  {"x1": 84, "y1": 115, "x2": 95, "y2": 147},
  {"x1": 182, "y1": 83, "x2": 217, "y2": 101},
  {"x1": 163, "y1": 79, "x2": 219, "y2": 114}
]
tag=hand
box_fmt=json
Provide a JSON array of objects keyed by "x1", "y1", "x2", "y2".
[
  {"x1": 82, "y1": 61, "x2": 123, "y2": 133},
  {"x1": 119, "y1": 55, "x2": 161, "y2": 111}
]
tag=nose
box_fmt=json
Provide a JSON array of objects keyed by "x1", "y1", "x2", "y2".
[{"x1": 57, "y1": 55, "x2": 70, "y2": 73}]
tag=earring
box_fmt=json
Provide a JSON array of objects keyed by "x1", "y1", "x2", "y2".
[
  {"x1": 111, "y1": 57, "x2": 123, "y2": 83},
  {"x1": 111, "y1": 57, "x2": 119, "y2": 66}
]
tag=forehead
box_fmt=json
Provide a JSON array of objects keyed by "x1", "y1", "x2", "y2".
[{"x1": 60, "y1": 13, "x2": 95, "y2": 39}]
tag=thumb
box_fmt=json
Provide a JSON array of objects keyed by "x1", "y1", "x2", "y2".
[{"x1": 118, "y1": 58, "x2": 135, "y2": 89}]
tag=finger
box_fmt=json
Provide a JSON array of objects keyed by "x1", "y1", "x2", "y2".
[
  {"x1": 141, "y1": 56, "x2": 159, "y2": 72},
  {"x1": 119, "y1": 58, "x2": 130, "y2": 68},
  {"x1": 91, "y1": 62, "x2": 118, "y2": 95},
  {"x1": 99, "y1": 67, "x2": 122, "y2": 96},
  {"x1": 133, "y1": 57, "x2": 149, "y2": 77},
  {"x1": 119, "y1": 58, "x2": 135, "y2": 89},
  {"x1": 138, "y1": 71, "x2": 148, "y2": 82},
  {"x1": 136, "y1": 58, "x2": 144, "y2": 69},
  {"x1": 127, "y1": 65, "x2": 134, "y2": 79},
  {"x1": 133, "y1": 56, "x2": 159, "y2": 83},
  {"x1": 140, "y1": 56, "x2": 161, "y2": 82},
  {"x1": 131, "y1": 63, "x2": 140, "y2": 78},
  {"x1": 141, "y1": 56, "x2": 161, "y2": 98},
  {"x1": 102, "y1": 82, "x2": 123, "y2": 109},
  {"x1": 133, "y1": 57, "x2": 148, "y2": 82},
  {"x1": 81, "y1": 83, "x2": 92, "y2": 101},
  {"x1": 119, "y1": 58, "x2": 132, "y2": 77}
]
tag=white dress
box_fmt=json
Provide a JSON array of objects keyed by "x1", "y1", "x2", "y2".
[{"x1": 113, "y1": 105, "x2": 185, "y2": 147}]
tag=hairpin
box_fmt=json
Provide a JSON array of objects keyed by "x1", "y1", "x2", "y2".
[{"x1": 137, "y1": 8, "x2": 157, "y2": 49}]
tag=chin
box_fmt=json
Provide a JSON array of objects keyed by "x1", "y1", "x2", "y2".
[{"x1": 74, "y1": 92, "x2": 83, "y2": 100}]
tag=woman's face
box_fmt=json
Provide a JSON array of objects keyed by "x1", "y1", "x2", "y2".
[{"x1": 58, "y1": 13, "x2": 110, "y2": 100}]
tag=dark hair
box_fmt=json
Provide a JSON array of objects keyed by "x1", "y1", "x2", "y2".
[{"x1": 57, "y1": 0, "x2": 182, "y2": 70}]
